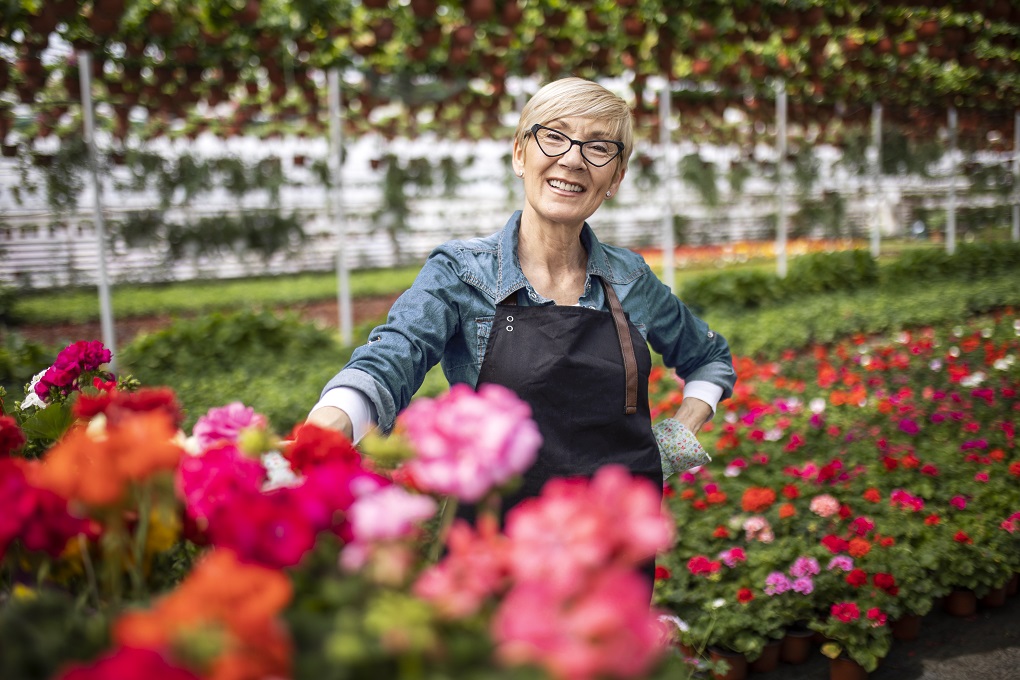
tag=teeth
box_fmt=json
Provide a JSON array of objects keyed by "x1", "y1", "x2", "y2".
[{"x1": 549, "y1": 179, "x2": 584, "y2": 193}]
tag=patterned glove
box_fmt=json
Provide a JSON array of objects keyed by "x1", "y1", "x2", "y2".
[{"x1": 653, "y1": 419, "x2": 711, "y2": 479}]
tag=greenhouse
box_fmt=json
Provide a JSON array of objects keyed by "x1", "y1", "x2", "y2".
[{"x1": 1, "y1": 2, "x2": 1019, "y2": 680}]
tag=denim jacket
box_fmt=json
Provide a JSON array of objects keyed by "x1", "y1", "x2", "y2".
[{"x1": 322, "y1": 211, "x2": 737, "y2": 433}]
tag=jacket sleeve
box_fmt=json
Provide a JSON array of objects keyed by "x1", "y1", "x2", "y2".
[{"x1": 319, "y1": 251, "x2": 464, "y2": 433}]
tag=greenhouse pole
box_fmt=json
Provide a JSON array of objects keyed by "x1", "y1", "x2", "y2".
[
  {"x1": 775, "y1": 79, "x2": 788, "y2": 278},
  {"x1": 659, "y1": 79, "x2": 676, "y2": 294},
  {"x1": 1013, "y1": 110, "x2": 1019, "y2": 242},
  {"x1": 870, "y1": 102, "x2": 883, "y2": 258},
  {"x1": 328, "y1": 68, "x2": 352, "y2": 346},
  {"x1": 78, "y1": 50, "x2": 117, "y2": 368},
  {"x1": 947, "y1": 106, "x2": 958, "y2": 255}
]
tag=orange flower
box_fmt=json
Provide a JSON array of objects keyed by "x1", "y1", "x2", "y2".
[
  {"x1": 741, "y1": 486, "x2": 777, "y2": 513},
  {"x1": 114, "y1": 549, "x2": 292, "y2": 680},
  {"x1": 779, "y1": 503, "x2": 796, "y2": 519},
  {"x1": 848, "y1": 537, "x2": 872, "y2": 558},
  {"x1": 30, "y1": 411, "x2": 183, "y2": 507}
]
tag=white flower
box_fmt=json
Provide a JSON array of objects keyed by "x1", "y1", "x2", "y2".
[
  {"x1": 809, "y1": 398, "x2": 827, "y2": 414},
  {"x1": 993, "y1": 356, "x2": 1014, "y2": 371},
  {"x1": 711, "y1": 598, "x2": 727, "y2": 609},
  {"x1": 20, "y1": 370, "x2": 48, "y2": 410},
  {"x1": 261, "y1": 451, "x2": 301, "y2": 491},
  {"x1": 724, "y1": 465, "x2": 742, "y2": 478},
  {"x1": 930, "y1": 359, "x2": 943, "y2": 371},
  {"x1": 959, "y1": 372, "x2": 986, "y2": 388},
  {"x1": 658, "y1": 614, "x2": 689, "y2": 633}
]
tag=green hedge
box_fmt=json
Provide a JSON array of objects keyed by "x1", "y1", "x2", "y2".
[{"x1": 681, "y1": 241, "x2": 1020, "y2": 313}]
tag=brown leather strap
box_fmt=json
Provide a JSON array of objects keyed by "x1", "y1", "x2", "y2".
[{"x1": 601, "y1": 279, "x2": 638, "y2": 415}]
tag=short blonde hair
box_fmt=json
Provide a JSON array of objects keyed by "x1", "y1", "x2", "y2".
[{"x1": 515, "y1": 77, "x2": 634, "y2": 172}]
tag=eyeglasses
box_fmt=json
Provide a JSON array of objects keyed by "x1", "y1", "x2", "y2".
[{"x1": 528, "y1": 124, "x2": 624, "y2": 167}]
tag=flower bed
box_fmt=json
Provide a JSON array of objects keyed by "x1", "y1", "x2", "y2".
[{"x1": 654, "y1": 310, "x2": 1020, "y2": 672}]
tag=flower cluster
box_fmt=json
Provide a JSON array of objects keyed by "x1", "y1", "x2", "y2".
[
  {"x1": 416, "y1": 465, "x2": 675, "y2": 680},
  {"x1": 29, "y1": 340, "x2": 113, "y2": 404}
]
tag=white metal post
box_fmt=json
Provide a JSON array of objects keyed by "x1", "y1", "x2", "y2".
[
  {"x1": 1013, "y1": 110, "x2": 1019, "y2": 242},
  {"x1": 328, "y1": 68, "x2": 352, "y2": 346},
  {"x1": 871, "y1": 102, "x2": 883, "y2": 258},
  {"x1": 947, "y1": 106, "x2": 958, "y2": 255},
  {"x1": 78, "y1": 50, "x2": 117, "y2": 368},
  {"x1": 776, "y1": 79, "x2": 788, "y2": 278},
  {"x1": 659, "y1": 79, "x2": 676, "y2": 294}
]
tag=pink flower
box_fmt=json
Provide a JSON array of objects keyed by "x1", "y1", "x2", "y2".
[
  {"x1": 414, "y1": 516, "x2": 510, "y2": 618},
  {"x1": 206, "y1": 484, "x2": 318, "y2": 568},
  {"x1": 176, "y1": 442, "x2": 266, "y2": 521},
  {"x1": 764, "y1": 572, "x2": 792, "y2": 595},
  {"x1": 58, "y1": 647, "x2": 200, "y2": 680},
  {"x1": 492, "y1": 567, "x2": 666, "y2": 680},
  {"x1": 827, "y1": 556, "x2": 854, "y2": 572},
  {"x1": 348, "y1": 485, "x2": 437, "y2": 543},
  {"x1": 719, "y1": 547, "x2": 747, "y2": 568},
  {"x1": 950, "y1": 495, "x2": 968, "y2": 510},
  {"x1": 401, "y1": 384, "x2": 542, "y2": 502},
  {"x1": 791, "y1": 576, "x2": 814, "y2": 594},
  {"x1": 975, "y1": 471, "x2": 989, "y2": 483},
  {"x1": 192, "y1": 402, "x2": 268, "y2": 450},
  {"x1": 809, "y1": 493, "x2": 840, "y2": 517},
  {"x1": 585, "y1": 465, "x2": 674, "y2": 564}
]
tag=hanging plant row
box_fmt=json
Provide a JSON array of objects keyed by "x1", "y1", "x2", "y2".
[{"x1": 0, "y1": 0, "x2": 1018, "y2": 150}]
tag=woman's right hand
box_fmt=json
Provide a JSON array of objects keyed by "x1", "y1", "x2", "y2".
[{"x1": 305, "y1": 405, "x2": 355, "y2": 441}]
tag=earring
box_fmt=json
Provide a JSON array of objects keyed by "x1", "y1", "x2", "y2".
[
  {"x1": 517, "y1": 170, "x2": 524, "y2": 177},
  {"x1": 605, "y1": 191, "x2": 612, "y2": 198}
]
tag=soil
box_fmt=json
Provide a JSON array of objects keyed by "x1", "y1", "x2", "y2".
[{"x1": 13, "y1": 294, "x2": 402, "y2": 348}]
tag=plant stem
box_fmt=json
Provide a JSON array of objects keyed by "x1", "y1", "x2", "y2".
[
  {"x1": 78, "y1": 532, "x2": 100, "y2": 611},
  {"x1": 428, "y1": 497, "x2": 458, "y2": 564},
  {"x1": 131, "y1": 482, "x2": 152, "y2": 601}
]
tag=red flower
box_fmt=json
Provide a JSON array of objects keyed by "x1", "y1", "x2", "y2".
[
  {"x1": 654, "y1": 565, "x2": 672, "y2": 580},
  {"x1": 862, "y1": 487, "x2": 882, "y2": 503},
  {"x1": 712, "y1": 525, "x2": 730, "y2": 539},
  {"x1": 831, "y1": 602, "x2": 860, "y2": 622},
  {"x1": 924, "y1": 514, "x2": 941, "y2": 526},
  {"x1": 873, "y1": 572, "x2": 898, "y2": 595},
  {"x1": 737, "y1": 587, "x2": 754, "y2": 604},
  {"x1": 953, "y1": 531, "x2": 973, "y2": 544},
  {"x1": 58, "y1": 646, "x2": 200, "y2": 680},
  {"x1": 822, "y1": 535, "x2": 849, "y2": 553},
  {"x1": 692, "y1": 499, "x2": 708, "y2": 511},
  {"x1": 866, "y1": 608, "x2": 887, "y2": 627},
  {"x1": 782, "y1": 484, "x2": 800, "y2": 499},
  {"x1": 741, "y1": 486, "x2": 777, "y2": 513},
  {"x1": 284, "y1": 422, "x2": 361, "y2": 474},
  {"x1": 687, "y1": 555, "x2": 722, "y2": 575},
  {"x1": 1009, "y1": 461, "x2": 1020, "y2": 478},
  {"x1": 850, "y1": 517, "x2": 874, "y2": 536},
  {"x1": 846, "y1": 569, "x2": 868, "y2": 587},
  {"x1": 74, "y1": 387, "x2": 184, "y2": 428},
  {"x1": 0, "y1": 416, "x2": 26, "y2": 457}
]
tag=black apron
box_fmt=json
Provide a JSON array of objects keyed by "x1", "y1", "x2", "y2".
[{"x1": 458, "y1": 276, "x2": 663, "y2": 585}]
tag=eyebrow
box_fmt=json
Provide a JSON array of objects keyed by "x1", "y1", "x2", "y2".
[{"x1": 544, "y1": 119, "x2": 617, "y2": 140}]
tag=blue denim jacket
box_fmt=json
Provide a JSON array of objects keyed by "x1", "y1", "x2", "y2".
[{"x1": 322, "y1": 211, "x2": 737, "y2": 433}]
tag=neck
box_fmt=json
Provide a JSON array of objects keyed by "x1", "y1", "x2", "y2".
[{"x1": 517, "y1": 215, "x2": 588, "y2": 304}]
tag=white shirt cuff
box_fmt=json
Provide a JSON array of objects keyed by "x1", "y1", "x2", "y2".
[
  {"x1": 310, "y1": 387, "x2": 377, "y2": 443},
  {"x1": 682, "y1": 380, "x2": 724, "y2": 416}
]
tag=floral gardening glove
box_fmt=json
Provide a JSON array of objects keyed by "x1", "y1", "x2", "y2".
[{"x1": 653, "y1": 419, "x2": 711, "y2": 479}]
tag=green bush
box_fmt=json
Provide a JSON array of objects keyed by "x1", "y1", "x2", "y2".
[
  {"x1": 881, "y1": 241, "x2": 1020, "y2": 284},
  {"x1": 0, "y1": 333, "x2": 52, "y2": 397}
]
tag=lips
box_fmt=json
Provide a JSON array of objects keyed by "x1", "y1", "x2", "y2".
[{"x1": 548, "y1": 178, "x2": 584, "y2": 193}]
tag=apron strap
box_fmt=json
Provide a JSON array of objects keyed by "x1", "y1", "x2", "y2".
[
  {"x1": 497, "y1": 281, "x2": 636, "y2": 415},
  {"x1": 600, "y1": 279, "x2": 638, "y2": 415}
]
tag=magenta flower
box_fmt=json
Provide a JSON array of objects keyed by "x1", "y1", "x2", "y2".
[
  {"x1": 950, "y1": 495, "x2": 968, "y2": 510},
  {"x1": 491, "y1": 567, "x2": 666, "y2": 680},
  {"x1": 33, "y1": 340, "x2": 112, "y2": 401},
  {"x1": 790, "y1": 556, "x2": 820, "y2": 578},
  {"x1": 176, "y1": 442, "x2": 266, "y2": 521},
  {"x1": 719, "y1": 547, "x2": 747, "y2": 568},
  {"x1": 401, "y1": 383, "x2": 542, "y2": 502},
  {"x1": 192, "y1": 402, "x2": 268, "y2": 451},
  {"x1": 207, "y1": 484, "x2": 318, "y2": 569},
  {"x1": 827, "y1": 556, "x2": 855, "y2": 572},
  {"x1": 764, "y1": 571, "x2": 792, "y2": 595},
  {"x1": 898, "y1": 418, "x2": 920, "y2": 435}
]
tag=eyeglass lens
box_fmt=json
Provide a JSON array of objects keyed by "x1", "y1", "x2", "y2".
[{"x1": 533, "y1": 126, "x2": 620, "y2": 166}]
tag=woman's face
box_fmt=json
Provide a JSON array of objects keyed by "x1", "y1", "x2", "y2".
[{"x1": 513, "y1": 116, "x2": 626, "y2": 230}]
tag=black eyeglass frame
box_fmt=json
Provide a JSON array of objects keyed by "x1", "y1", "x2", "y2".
[{"x1": 527, "y1": 123, "x2": 625, "y2": 168}]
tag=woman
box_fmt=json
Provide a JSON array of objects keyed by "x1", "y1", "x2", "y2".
[{"x1": 307, "y1": 77, "x2": 736, "y2": 518}]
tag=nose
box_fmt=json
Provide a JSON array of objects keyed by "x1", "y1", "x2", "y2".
[{"x1": 558, "y1": 140, "x2": 586, "y2": 169}]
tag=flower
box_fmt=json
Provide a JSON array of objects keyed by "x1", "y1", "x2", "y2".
[
  {"x1": 57, "y1": 647, "x2": 201, "y2": 680},
  {"x1": 191, "y1": 402, "x2": 267, "y2": 451},
  {"x1": 400, "y1": 383, "x2": 542, "y2": 502},
  {"x1": 0, "y1": 415, "x2": 27, "y2": 456},
  {"x1": 790, "y1": 556, "x2": 820, "y2": 578},
  {"x1": 32, "y1": 340, "x2": 112, "y2": 402},
  {"x1": 348, "y1": 484, "x2": 437, "y2": 543},
  {"x1": 764, "y1": 572, "x2": 792, "y2": 595},
  {"x1": 810, "y1": 493, "x2": 841, "y2": 517},
  {"x1": 741, "y1": 486, "x2": 777, "y2": 512},
  {"x1": 831, "y1": 602, "x2": 860, "y2": 622},
  {"x1": 491, "y1": 567, "x2": 665, "y2": 680}
]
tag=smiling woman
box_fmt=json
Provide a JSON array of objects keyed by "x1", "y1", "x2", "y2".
[{"x1": 306, "y1": 77, "x2": 735, "y2": 598}]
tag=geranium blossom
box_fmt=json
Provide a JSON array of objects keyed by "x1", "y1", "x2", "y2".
[
  {"x1": 764, "y1": 572, "x2": 792, "y2": 595},
  {"x1": 192, "y1": 402, "x2": 268, "y2": 451},
  {"x1": 491, "y1": 567, "x2": 665, "y2": 680},
  {"x1": 401, "y1": 383, "x2": 542, "y2": 502},
  {"x1": 809, "y1": 494, "x2": 840, "y2": 517},
  {"x1": 790, "y1": 556, "x2": 820, "y2": 578},
  {"x1": 58, "y1": 647, "x2": 201, "y2": 680},
  {"x1": 348, "y1": 485, "x2": 437, "y2": 543},
  {"x1": 827, "y1": 556, "x2": 854, "y2": 572},
  {"x1": 0, "y1": 415, "x2": 27, "y2": 457},
  {"x1": 176, "y1": 442, "x2": 266, "y2": 521},
  {"x1": 831, "y1": 602, "x2": 860, "y2": 622},
  {"x1": 33, "y1": 340, "x2": 112, "y2": 402}
]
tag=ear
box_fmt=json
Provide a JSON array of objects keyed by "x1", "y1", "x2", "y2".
[
  {"x1": 512, "y1": 137, "x2": 526, "y2": 176},
  {"x1": 608, "y1": 165, "x2": 627, "y2": 196}
]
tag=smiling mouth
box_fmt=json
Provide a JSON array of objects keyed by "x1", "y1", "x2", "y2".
[{"x1": 548, "y1": 178, "x2": 585, "y2": 193}]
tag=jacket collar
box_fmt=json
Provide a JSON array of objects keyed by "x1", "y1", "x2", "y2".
[{"x1": 494, "y1": 211, "x2": 615, "y2": 303}]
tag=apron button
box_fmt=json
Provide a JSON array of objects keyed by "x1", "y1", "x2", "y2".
[
  {"x1": 506, "y1": 325, "x2": 513, "y2": 332},
  {"x1": 506, "y1": 315, "x2": 514, "y2": 322}
]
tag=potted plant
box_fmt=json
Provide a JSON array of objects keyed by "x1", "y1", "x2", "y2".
[{"x1": 811, "y1": 600, "x2": 892, "y2": 676}]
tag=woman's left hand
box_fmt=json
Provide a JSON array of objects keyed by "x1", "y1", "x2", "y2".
[{"x1": 671, "y1": 397, "x2": 713, "y2": 435}]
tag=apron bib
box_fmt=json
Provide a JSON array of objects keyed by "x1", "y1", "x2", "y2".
[{"x1": 465, "y1": 277, "x2": 662, "y2": 519}]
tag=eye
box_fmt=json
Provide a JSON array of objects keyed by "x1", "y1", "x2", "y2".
[
  {"x1": 544, "y1": 129, "x2": 568, "y2": 143},
  {"x1": 588, "y1": 142, "x2": 612, "y2": 155}
]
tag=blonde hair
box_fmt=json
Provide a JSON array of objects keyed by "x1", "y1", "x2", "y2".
[{"x1": 515, "y1": 77, "x2": 634, "y2": 172}]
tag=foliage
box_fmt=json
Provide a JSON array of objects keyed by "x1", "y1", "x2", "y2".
[{"x1": 678, "y1": 154, "x2": 719, "y2": 209}]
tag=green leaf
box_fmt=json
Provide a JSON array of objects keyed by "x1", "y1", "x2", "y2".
[{"x1": 18, "y1": 402, "x2": 75, "y2": 443}]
